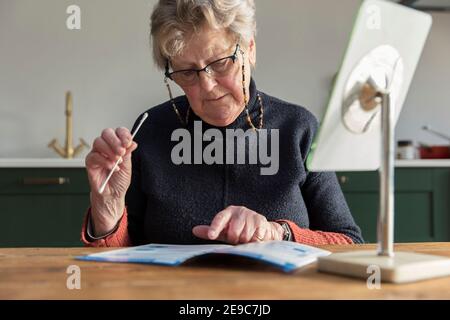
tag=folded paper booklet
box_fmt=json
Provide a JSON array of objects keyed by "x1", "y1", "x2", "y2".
[{"x1": 76, "y1": 241, "x2": 331, "y2": 272}]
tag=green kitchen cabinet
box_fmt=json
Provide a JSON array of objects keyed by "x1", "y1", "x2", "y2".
[
  {"x1": 0, "y1": 167, "x2": 449, "y2": 247},
  {"x1": 0, "y1": 168, "x2": 89, "y2": 247},
  {"x1": 337, "y1": 168, "x2": 450, "y2": 243}
]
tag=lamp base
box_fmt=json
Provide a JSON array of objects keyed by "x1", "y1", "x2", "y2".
[{"x1": 318, "y1": 250, "x2": 450, "y2": 283}]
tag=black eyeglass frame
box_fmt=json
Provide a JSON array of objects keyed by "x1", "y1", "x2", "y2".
[{"x1": 164, "y1": 43, "x2": 241, "y2": 82}]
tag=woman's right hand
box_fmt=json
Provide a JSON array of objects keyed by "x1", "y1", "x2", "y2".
[{"x1": 85, "y1": 127, "x2": 138, "y2": 236}]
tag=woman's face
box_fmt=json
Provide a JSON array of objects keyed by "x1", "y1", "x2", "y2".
[{"x1": 170, "y1": 28, "x2": 256, "y2": 127}]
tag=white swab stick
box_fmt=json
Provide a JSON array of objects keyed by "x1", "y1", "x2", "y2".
[{"x1": 98, "y1": 112, "x2": 148, "y2": 194}]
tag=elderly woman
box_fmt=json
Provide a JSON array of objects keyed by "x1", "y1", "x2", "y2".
[{"x1": 82, "y1": 0, "x2": 363, "y2": 247}]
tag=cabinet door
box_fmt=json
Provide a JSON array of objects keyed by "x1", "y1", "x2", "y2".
[
  {"x1": 343, "y1": 192, "x2": 378, "y2": 242},
  {"x1": 433, "y1": 169, "x2": 450, "y2": 242},
  {"x1": 0, "y1": 168, "x2": 89, "y2": 247},
  {"x1": 1, "y1": 194, "x2": 88, "y2": 247},
  {"x1": 344, "y1": 192, "x2": 434, "y2": 243},
  {"x1": 338, "y1": 169, "x2": 437, "y2": 243}
]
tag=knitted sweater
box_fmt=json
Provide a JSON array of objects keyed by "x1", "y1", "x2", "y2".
[{"x1": 81, "y1": 79, "x2": 363, "y2": 246}]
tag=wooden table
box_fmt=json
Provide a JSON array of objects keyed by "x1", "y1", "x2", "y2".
[{"x1": 1, "y1": 243, "x2": 450, "y2": 299}]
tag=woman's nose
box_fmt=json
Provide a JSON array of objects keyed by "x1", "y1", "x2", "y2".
[{"x1": 198, "y1": 71, "x2": 217, "y2": 92}]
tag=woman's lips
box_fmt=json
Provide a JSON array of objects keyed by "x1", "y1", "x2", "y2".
[{"x1": 206, "y1": 94, "x2": 227, "y2": 102}]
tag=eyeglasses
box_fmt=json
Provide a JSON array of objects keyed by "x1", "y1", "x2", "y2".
[{"x1": 165, "y1": 44, "x2": 241, "y2": 87}]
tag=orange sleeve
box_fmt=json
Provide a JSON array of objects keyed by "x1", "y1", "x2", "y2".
[
  {"x1": 80, "y1": 207, "x2": 132, "y2": 247},
  {"x1": 277, "y1": 219, "x2": 354, "y2": 245}
]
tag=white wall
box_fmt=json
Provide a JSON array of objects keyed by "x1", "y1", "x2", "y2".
[{"x1": 0, "y1": 0, "x2": 449, "y2": 158}]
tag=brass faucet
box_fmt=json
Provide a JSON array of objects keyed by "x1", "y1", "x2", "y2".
[{"x1": 48, "y1": 91, "x2": 89, "y2": 158}]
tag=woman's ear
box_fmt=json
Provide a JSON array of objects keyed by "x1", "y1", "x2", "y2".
[{"x1": 248, "y1": 38, "x2": 256, "y2": 67}]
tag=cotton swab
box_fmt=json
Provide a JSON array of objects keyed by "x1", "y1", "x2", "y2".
[{"x1": 98, "y1": 112, "x2": 148, "y2": 194}]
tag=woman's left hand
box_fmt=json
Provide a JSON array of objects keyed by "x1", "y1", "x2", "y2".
[{"x1": 192, "y1": 206, "x2": 284, "y2": 244}]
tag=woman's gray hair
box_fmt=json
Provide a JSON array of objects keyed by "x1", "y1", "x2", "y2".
[{"x1": 150, "y1": 0, "x2": 256, "y2": 70}]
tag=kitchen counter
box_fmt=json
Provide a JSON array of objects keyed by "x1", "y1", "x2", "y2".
[
  {"x1": 0, "y1": 158, "x2": 85, "y2": 168},
  {"x1": 395, "y1": 159, "x2": 450, "y2": 167},
  {"x1": 1, "y1": 158, "x2": 450, "y2": 168}
]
